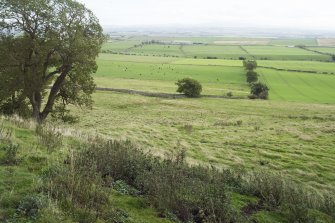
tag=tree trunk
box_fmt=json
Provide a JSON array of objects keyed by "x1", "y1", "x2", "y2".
[
  {"x1": 39, "y1": 67, "x2": 70, "y2": 122},
  {"x1": 30, "y1": 91, "x2": 42, "y2": 123}
]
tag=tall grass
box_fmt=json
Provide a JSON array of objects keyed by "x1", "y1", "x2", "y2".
[{"x1": 42, "y1": 137, "x2": 335, "y2": 222}]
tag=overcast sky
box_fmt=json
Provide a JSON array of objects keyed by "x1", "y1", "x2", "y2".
[{"x1": 78, "y1": 0, "x2": 335, "y2": 30}]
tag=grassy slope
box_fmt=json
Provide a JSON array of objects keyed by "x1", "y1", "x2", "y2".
[
  {"x1": 0, "y1": 119, "x2": 175, "y2": 223},
  {"x1": 68, "y1": 92, "x2": 335, "y2": 194}
]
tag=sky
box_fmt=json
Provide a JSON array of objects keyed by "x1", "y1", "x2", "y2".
[{"x1": 78, "y1": 0, "x2": 335, "y2": 30}]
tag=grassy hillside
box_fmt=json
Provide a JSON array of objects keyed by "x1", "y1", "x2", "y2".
[
  {"x1": 67, "y1": 92, "x2": 335, "y2": 194},
  {"x1": 1, "y1": 117, "x2": 334, "y2": 223}
]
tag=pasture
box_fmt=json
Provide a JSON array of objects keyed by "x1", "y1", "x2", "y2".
[
  {"x1": 95, "y1": 54, "x2": 335, "y2": 103},
  {"x1": 68, "y1": 91, "x2": 335, "y2": 194}
]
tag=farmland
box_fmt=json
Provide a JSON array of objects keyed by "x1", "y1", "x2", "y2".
[
  {"x1": 94, "y1": 53, "x2": 335, "y2": 103},
  {"x1": 84, "y1": 37, "x2": 335, "y2": 195},
  {"x1": 2, "y1": 34, "x2": 335, "y2": 223}
]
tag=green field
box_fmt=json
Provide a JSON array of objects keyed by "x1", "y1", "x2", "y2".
[
  {"x1": 307, "y1": 47, "x2": 335, "y2": 55},
  {"x1": 243, "y1": 46, "x2": 330, "y2": 60},
  {"x1": 95, "y1": 53, "x2": 335, "y2": 103},
  {"x1": 269, "y1": 38, "x2": 317, "y2": 46}
]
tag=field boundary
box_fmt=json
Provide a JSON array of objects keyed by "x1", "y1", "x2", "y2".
[
  {"x1": 258, "y1": 65, "x2": 335, "y2": 75},
  {"x1": 95, "y1": 87, "x2": 245, "y2": 99}
]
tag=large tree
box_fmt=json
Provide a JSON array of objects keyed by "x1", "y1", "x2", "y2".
[{"x1": 0, "y1": 0, "x2": 104, "y2": 123}]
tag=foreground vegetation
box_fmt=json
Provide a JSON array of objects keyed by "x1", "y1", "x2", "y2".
[{"x1": 1, "y1": 117, "x2": 334, "y2": 222}]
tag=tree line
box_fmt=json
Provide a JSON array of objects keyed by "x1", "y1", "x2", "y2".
[{"x1": 243, "y1": 60, "x2": 269, "y2": 100}]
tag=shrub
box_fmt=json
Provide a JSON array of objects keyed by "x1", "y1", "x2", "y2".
[
  {"x1": 63, "y1": 139, "x2": 238, "y2": 222},
  {"x1": 17, "y1": 194, "x2": 47, "y2": 219},
  {"x1": 250, "y1": 82, "x2": 269, "y2": 99},
  {"x1": 246, "y1": 71, "x2": 258, "y2": 83},
  {"x1": 243, "y1": 60, "x2": 257, "y2": 70},
  {"x1": 226, "y1": 92, "x2": 233, "y2": 97},
  {"x1": 176, "y1": 78, "x2": 202, "y2": 98},
  {"x1": 1, "y1": 143, "x2": 19, "y2": 165}
]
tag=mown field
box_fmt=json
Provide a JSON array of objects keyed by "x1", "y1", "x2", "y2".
[{"x1": 95, "y1": 53, "x2": 335, "y2": 103}]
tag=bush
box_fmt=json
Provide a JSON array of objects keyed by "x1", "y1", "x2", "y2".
[
  {"x1": 246, "y1": 71, "x2": 258, "y2": 83},
  {"x1": 17, "y1": 194, "x2": 47, "y2": 219},
  {"x1": 62, "y1": 139, "x2": 238, "y2": 222},
  {"x1": 250, "y1": 82, "x2": 269, "y2": 99},
  {"x1": 243, "y1": 60, "x2": 257, "y2": 70},
  {"x1": 176, "y1": 78, "x2": 202, "y2": 98},
  {"x1": 0, "y1": 143, "x2": 19, "y2": 165}
]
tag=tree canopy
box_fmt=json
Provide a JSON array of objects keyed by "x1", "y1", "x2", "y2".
[
  {"x1": 0, "y1": 0, "x2": 105, "y2": 122},
  {"x1": 176, "y1": 78, "x2": 202, "y2": 98}
]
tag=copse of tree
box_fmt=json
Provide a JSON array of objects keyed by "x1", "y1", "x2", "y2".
[
  {"x1": 249, "y1": 82, "x2": 269, "y2": 100},
  {"x1": 176, "y1": 78, "x2": 202, "y2": 98},
  {"x1": 0, "y1": 0, "x2": 105, "y2": 123},
  {"x1": 243, "y1": 60, "x2": 258, "y2": 70},
  {"x1": 246, "y1": 70, "x2": 258, "y2": 83}
]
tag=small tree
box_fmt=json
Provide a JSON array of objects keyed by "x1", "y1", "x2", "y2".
[
  {"x1": 332, "y1": 55, "x2": 335, "y2": 62},
  {"x1": 246, "y1": 71, "x2": 258, "y2": 83},
  {"x1": 243, "y1": 60, "x2": 257, "y2": 70},
  {"x1": 250, "y1": 82, "x2": 269, "y2": 100},
  {"x1": 176, "y1": 78, "x2": 202, "y2": 98}
]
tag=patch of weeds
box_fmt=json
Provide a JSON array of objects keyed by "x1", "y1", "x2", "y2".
[
  {"x1": 0, "y1": 143, "x2": 20, "y2": 165},
  {"x1": 113, "y1": 180, "x2": 140, "y2": 196},
  {"x1": 214, "y1": 120, "x2": 243, "y2": 127},
  {"x1": 183, "y1": 124, "x2": 193, "y2": 134},
  {"x1": 36, "y1": 124, "x2": 63, "y2": 152},
  {"x1": 226, "y1": 92, "x2": 233, "y2": 97},
  {"x1": 0, "y1": 123, "x2": 13, "y2": 142},
  {"x1": 259, "y1": 160, "x2": 269, "y2": 166},
  {"x1": 17, "y1": 194, "x2": 47, "y2": 219}
]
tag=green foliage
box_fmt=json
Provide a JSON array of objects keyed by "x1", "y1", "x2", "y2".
[
  {"x1": 0, "y1": 143, "x2": 19, "y2": 165},
  {"x1": 246, "y1": 71, "x2": 258, "y2": 83},
  {"x1": 17, "y1": 194, "x2": 47, "y2": 219},
  {"x1": 243, "y1": 60, "x2": 258, "y2": 70},
  {"x1": 176, "y1": 78, "x2": 202, "y2": 98},
  {"x1": 113, "y1": 180, "x2": 140, "y2": 196},
  {"x1": 0, "y1": 96, "x2": 31, "y2": 118},
  {"x1": 250, "y1": 82, "x2": 269, "y2": 99},
  {"x1": 51, "y1": 104, "x2": 79, "y2": 124},
  {"x1": 42, "y1": 161, "x2": 109, "y2": 221},
  {"x1": 0, "y1": 0, "x2": 104, "y2": 122},
  {"x1": 226, "y1": 91, "x2": 233, "y2": 97},
  {"x1": 60, "y1": 139, "x2": 240, "y2": 222},
  {"x1": 332, "y1": 55, "x2": 335, "y2": 62}
]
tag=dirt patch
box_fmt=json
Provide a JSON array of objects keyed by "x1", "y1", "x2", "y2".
[
  {"x1": 317, "y1": 38, "x2": 335, "y2": 46},
  {"x1": 214, "y1": 40, "x2": 270, "y2": 45}
]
